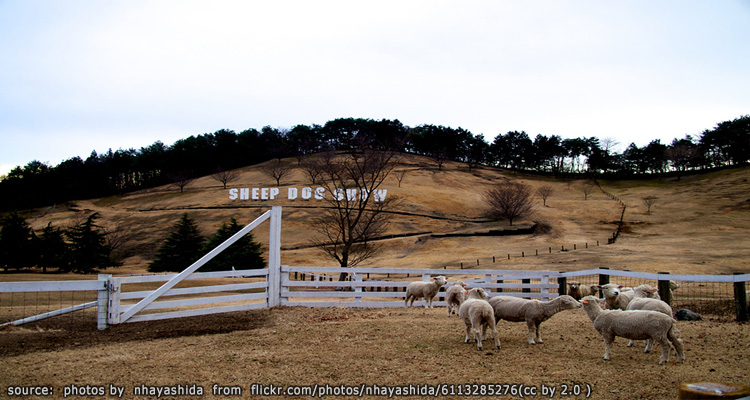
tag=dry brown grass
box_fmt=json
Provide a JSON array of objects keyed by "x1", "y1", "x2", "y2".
[
  {"x1": 2, "y1": 156, "x2": 750, "y2": 399},
  {"x1": 1, "y1": 307, "x2": 748, "y2": 399}
]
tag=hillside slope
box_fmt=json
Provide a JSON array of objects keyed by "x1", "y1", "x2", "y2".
[{"x1": 18, "y1": 155, "x2": 750, "y2": 275}]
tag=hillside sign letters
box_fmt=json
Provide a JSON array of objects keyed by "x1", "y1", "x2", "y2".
[{"x1": 228, "y1": 187, "x2": 388, "y2": 202}]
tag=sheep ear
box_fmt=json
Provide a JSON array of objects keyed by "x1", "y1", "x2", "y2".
[{"x1": 582, "y1": 299, "x2": 588, "y2": 304}]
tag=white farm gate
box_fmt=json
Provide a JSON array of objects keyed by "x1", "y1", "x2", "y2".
[{"x1": 2, "y1": 206, "x2": 750, "y2": 328}]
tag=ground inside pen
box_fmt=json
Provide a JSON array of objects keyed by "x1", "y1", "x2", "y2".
[{"x1": 1, "y1": 306, "x2": 748, "y2": 400}]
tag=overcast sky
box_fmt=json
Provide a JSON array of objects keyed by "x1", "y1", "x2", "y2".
[{"x1": 1, "y1": 1, "x2": 749, "y2": 176}]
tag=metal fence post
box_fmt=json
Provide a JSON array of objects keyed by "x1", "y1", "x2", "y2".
[
  {"x1": 598, "y1": 267, "x2": 610, "y2": 297},
  {"x1": 558, "y1": 275, "x2": 567, "y2": 296},
  {"x1": 658, "y1": 272, "x2": 672, "y2": 306},
  {"x1": 734, "y1": 273, "x2": 748, "y2": 322}
]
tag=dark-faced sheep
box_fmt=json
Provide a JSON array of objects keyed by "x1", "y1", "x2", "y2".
[
  {"x1": 567, "y1": 281, "x2": 598, "y2": 300},
  {"x1": 488, "y1": 295, "x2": 582, "y2": 345},
  {"x1": 581, "y1": 295, "x2": 684, "y2": 365},
  {"x1": 405, "y1": 275, "x2": 447, "y2": 308},
  {"x1": 458, "y1": 288, "x2": 500, "y2": 351}
]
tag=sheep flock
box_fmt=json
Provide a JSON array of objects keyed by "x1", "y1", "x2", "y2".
[{"x1": 406, "y1": 276, "x2": 688, "y2": 366}]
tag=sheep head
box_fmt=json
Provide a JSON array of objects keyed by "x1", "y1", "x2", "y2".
[
  {"x1": 466, "y1": 288, "x2": 489, "y2": 300},
  {"x1": 556, "y1": 295, "x2": 583, "y2": 310},
  {"x1": 597, "y1": 284, "x2": 624, "y2": 299},
  {"x1": 433, "y1": 276, "x2": 448, "y2": 286}
]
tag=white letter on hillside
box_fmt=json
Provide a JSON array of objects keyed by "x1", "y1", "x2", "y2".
[
  {"x1": 315, "y1": 187, "x2": 325, "y2": 200},
  {"x1": 229, "y1": 188, "x2": 238, "y2": 200},
  {"x1": 270, "y1": 187, "x2": 279, "y2": 200},
  {"x1": 373, "y1": 189, "x2": 387, "y2": 202},
  {"x1": 288, "y1": 187, "x2": 298, "y2": 200}
]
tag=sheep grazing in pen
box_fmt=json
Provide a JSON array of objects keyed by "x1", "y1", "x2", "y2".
[
  {"x1": 445, "y1": 281, "x2": 468, "y2": 316},
  {"x1": 405, "y1": 275, "x2": 448, "y2": 309},
  {"x1": 567, "y1": 281, "x2": 598, "y2": 300},
  {"x1": 458, "y1": 288, "x2": 500, "y2": 351},
  {"x1": 581, "y1": 295, "x2": 684, "y2": 365},
  {"x1": 626, "y1": 284, "x2": 674, "y2": 351},
  {"x1": 488, "y1": 295, "x2": 582, "y2": 345}
]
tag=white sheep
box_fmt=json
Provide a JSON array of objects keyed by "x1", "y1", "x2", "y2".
[
  {"x1": 445, "y1": 281, "x2": 468, "y2": 316},
  {"x1": 488, "y1": 295, "x2": 582, "y2": 345},
  {"x1": 567, "y1": 281, "x2": 598, "y2": 300},
  {"x1": 597, "y1": 283, "x2": 656, "y2": 310},
  {"x1": 405, "y1": 275, "x2": 448, "y2": 308},
  {"x1": 626, "y1": 284, "x2": 674, "y2": 351},
  {"x1": 457, "y1": 288, "x2": 500, "y2": 351},
  {"x1": 581, "y1": 295, "x2": 684, "y2": 365}
]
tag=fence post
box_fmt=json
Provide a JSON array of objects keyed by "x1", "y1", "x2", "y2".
[
  {"x1": 657, "y1": 272, "x2": 672, "y2": 306},
  {"x1": 540, "y1": 274, "x2": 550, "y2": 301},
  {"x1": 267, "y1": 206, "x2": 282, "y2": 308},
  {"x1": 485, "y1": 274, "x2": 492, "y2": 293},
  {"x1": 734, "y1": 273, "x2": 748, "y2": 322},
  {"x1": 97, "y1": 274, "x2": 110, "y2": 330},
  {"x1": 107, "y1": 277, "x2": 122, "y2": 325},
  {"x1": 558, "y1": 275, "x2": 567, "y2": 296},
  {"x1": 598, "y1": 268, "x2": 610, "y2": 297},
  {"x1": 354, "y1": 273, "x2": 363, "y2": 303}
]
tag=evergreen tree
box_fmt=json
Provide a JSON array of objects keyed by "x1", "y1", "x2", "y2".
[
  {"x1": 36, "y1": 223, "x2": 69, "y2": 273},
  {"x1": 148, "y1": 213, "x2": 205, "y2": 272},
  {"x1": 65, "y1": 213, "x2": 121, "y2": 273},
  {"x1": 201, "y1": 218, "x2": 265, "y2": 271},
  {"x1": 0, "y1": 211, "x2": 36, "y2": 271}
]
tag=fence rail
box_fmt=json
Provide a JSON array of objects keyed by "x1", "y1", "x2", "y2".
[{"x1": 2, "y1": 266, "x2": 749, "y2": 329}]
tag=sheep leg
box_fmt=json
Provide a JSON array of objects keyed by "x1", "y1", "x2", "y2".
[
  {"x1": 424, "y1": 297, "x2": 431, "y2": 309},
  {"x1": 656, "y1": 337, "x2": 670, "y2": 365},
  {"x1": 405, "y1": 295, "x2": 413, "y2": 308},
  {"x1": 602, "y1": 332, "x2": 615, "y2": 361},
  {"x1": 526, "y1": 320, "x2": 537, "y2": 345},
  {"x1": 489, "y1": 320, "x2": 501, "y2": 350},
  {"x1": 627, "y1": 339, "x2": 635, "y2": 347},
  {"x1": 534, "y1": 321, "x2": 543, "y2": 344},
  {"x1": 463, "y1": 322, "x2": 472, "y2": 344},
  {"x1": 644, "y1": 339, "x2": 653, "y2": 353},
  {"x1": 668, "y1": 326, "x2": 685, "y2": 364},
  {"x1": 473, "y1": 326, "x2": 483, "y2": 350},
  {"x1": 481, "y1": 324, "x2": 488, "y2": 341}
]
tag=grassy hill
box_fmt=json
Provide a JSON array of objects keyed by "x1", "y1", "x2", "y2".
[{"x1": 16, "y1": 154, "x2": 750, "y2": 276}]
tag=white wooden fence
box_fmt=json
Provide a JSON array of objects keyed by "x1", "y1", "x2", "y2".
[{"x1": 2, "y1": 206, "x2": 749, "y2": 329}]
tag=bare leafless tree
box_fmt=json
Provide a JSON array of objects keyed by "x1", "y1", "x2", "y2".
[
  {"x1": 168, "y1": 171, "x2": 194, "y2": 193},
  {"x1": 643, "y1": 196, "x2": 657, "y2": 214},
  {"x1": 536, "y1": 185, "x2": 555, "y2": 207},
  {"x1": 211, "y1": 169, "x2": 241, "y2": 189},
  {"x1": 301, "y1": 158, "x2": 323, "y2": 185},
  {"x1": 581, "y1": 183, "x2": 595, "y2": 200},
  {"x1": 483, "y1": 181, "x2": 534, "y2": 226},
  {"x1": 261, "y1": 159, "x2": 293, "y2": 187},
  {"x1": 310, "y1": 148, "x2": 399, "y2": 279},
  {"x1": 395, "y1": 169, "x2": 407, "y2": 187}
]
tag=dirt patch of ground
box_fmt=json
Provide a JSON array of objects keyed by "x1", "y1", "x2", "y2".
[{"x1": 1, "y1": 306, "x2": 748, "y2": 399}]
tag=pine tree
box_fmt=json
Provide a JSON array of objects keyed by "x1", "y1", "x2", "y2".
[
  {"x1": 148, "y1": 213, "x2": 205, "y2": 273},
  {"x1": 201, "y1": 218, "x2": 265, "y2": 271},
  {"x1": 36, "y1": 223, "x2": 69, "y2": 273},
  {"x1": 65, "y1": 213, "x2": 121, "y2": 273},
  {"x1": 0, "y1": 211, "x2": 36, "y2": 271}
]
